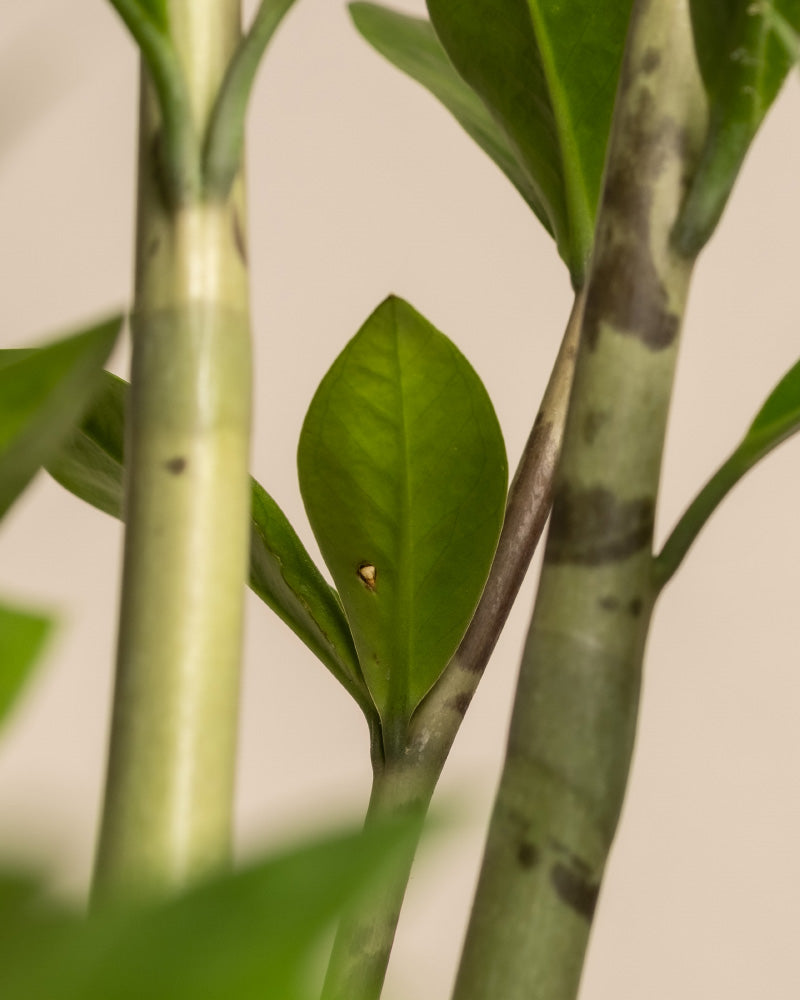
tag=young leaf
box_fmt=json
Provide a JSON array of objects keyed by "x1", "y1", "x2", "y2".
[
  {"x1": 0, "y1": 603, "x2": 51, "y2": 730},
  {"x1": 655, "y1": 357, "x2": 800, "y2": 587},
  {"x1": 297, "y1": 296, "x2": 507, "y2": 749},
  {"x1": 0, "y1": 316, "x2": 121, "y2": 520},
  {"x1": 0, "y1": 818, "x2": 418, "y2": 1000},
  {"x1": 45, "y1": 373, "x2": 368, "y2": 713},
  {"x1": 348, "y1": 2, "x2": 552, "y2": 232},
  {"x1": 425, "y1": 0, "x2": 634, "y2": 286},
  {"x1": 676, "y1": 0, "x2": 800, "y2": 254}
]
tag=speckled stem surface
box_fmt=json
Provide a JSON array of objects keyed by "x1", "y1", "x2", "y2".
[
  {"x1": 452, "y1": 3, "x2": 707, "y2": 998},
  {"x1": 92, "y1": 0, "x2": 252, "y2": 904}
]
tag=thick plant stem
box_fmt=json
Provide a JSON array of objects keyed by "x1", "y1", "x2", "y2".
[
  {"x1": 452, "y1": 3, "x2": 706, "y2": 999},
  {"x1": 92, "y1": 1, "x2": 251, "y2": 904},
  {"x1": 320, "y1": 293, "x2": 584, "y2": 1000},
  {"x1": 320, "y1": 759, "x2": 435, "y2": 1000}
]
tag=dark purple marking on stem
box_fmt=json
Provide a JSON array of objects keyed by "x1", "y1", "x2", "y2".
[
  {"x1": 582, "y1": 410, "x2": 609, "y2": 445},
  {"x1": 641, "y1": 47, "x2": 661, "y2": 74},
  {"x1": 550, "y1": 863, "x2": 600, "y2": 920},
  {"x1": 233, "y1": 209, "x2": 248, "y2": 267},
  {"x1": 165, "y1": 456, "x2": 187, "y2": 475},
  {"x1": 584, "y1": 86, "x2": 689, "y2": 353},
  {"x1": 517, "y1": 841, "x2": 540, "y2": 869},
  {"x1": 546, "y1": 484, "x2": 654, "y2": 565},
  {"x1": 448, "y1": 692, "x2": 472, "y2": 718},
  {"x1": 628, "y1": 596, "x2": 644, "y2": 617}
]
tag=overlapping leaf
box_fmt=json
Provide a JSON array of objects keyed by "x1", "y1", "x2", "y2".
[
  {"x1": 0, "y1": 316, "x2": 121, "y2": 520},
  {"x1": 656, "y1": 356, "x2": 800, "y2": 585},
  {"x1": 0, "y1": 603, "x2": 51, "y2": 730},
  {"x1": 45, "y1": 372, "x2": 368, "y2": 713},
  {"x1": 297, "y1": 296, "x2": 507, "y2": 746},
  {"x1": 385, "y1": 0, "x2": 634, "y2": 285},
  {"x1": 0, "y1": 818, "x2": 417, "y2": 1000},
  {"x1": 349, "y1": 3, "x2": 551, "y2": 230},
  {"x1": 677, "y1": 0, "x2": 800, "y2": 252}
]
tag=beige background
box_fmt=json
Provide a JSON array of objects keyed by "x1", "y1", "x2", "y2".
[{"x1": 1, "y1": 1, "x2": 799, "y2": 997}]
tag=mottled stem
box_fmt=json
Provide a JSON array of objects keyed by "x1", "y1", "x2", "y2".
[
  {"x1": 320, "y1": 293, "x2": 583, "y2": 1000},
  {"x1": 452, "y1": 3, "x2": 707, "y2": 999},
  {"x1": 92, "y1": 1, "x2": 252, "y2": 903}
]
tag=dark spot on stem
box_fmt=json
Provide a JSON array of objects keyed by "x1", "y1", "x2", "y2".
[
  {"x1": 599, "y1": 595, "x2": 620, "y2": 612},
  {"x1": 582, "y1": 410, "x2": 609, "y2": 445},
  {"x1": 628, "y1": 597, "x2": 644, "y2": 617},
  {"x1": 448, "y1": 692, "x2": 471, "y2": 718},
  {"x1": 550, "y1": 863, "x2": 599, "y2": 920},
  {"x1": 641, "y1": 47, "x2": 661, "y2": 74},
  {"x1": 165, "y1": 457, "x2": 187, "y2": 475},
  {"x1": 546, "y1": 484, "x2": 654, "y2": 565},
  {"x1": 233, "y1": 209, "x2": 248, "y2": 266},
  {"x1": 147, "y1": 237, "x2": 160, "y2": 259},
  {"x1": 583, "y1": 87, "x2": 687, "y2": 352},
  {"x1": 517, "y1": 841, "x2": 540, "y2": 869}
]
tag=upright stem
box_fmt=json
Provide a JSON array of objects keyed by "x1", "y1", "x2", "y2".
[
  {"x1": 320, "y1": 293, "x2": 584, "y2": 1000},
  {"x1": 92, "y1": 1, "x2": 251, "y2": 903},
  {"x1": 452, "y1": 3, "x2": 706, "y2": 998}
]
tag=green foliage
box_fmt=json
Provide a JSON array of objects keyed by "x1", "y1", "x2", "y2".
[
  {"x1": 134, "y1": 0, "x2": 169, "y2": 30},
  {"x1": 298, "y1": 296, "x2": 507, "y2": 751},
  {"x1": 0, "y1": 604, "x2": 51, "y2": 730},
  {"x1": 204, "y1": 0, "x2": 301, "y2": 198},
  {"x1": 0, "y1": 317, "x2": 121, "y2": 520},
  {"x1": 45, "y1": 371, "x2": 369, "y2": 715},
  {"x1": 0, "y1": 819, "x2": 417, "y2": 1000},
  {"x1": 423, "y1": 0, "x2": 634, "y2": 286},
  {"x1": 676, "y1": 0, "x2": 800, "y2": 253},
  {"x1": 349, "y1": 3, "x2": 551, "y2": 231},
  {"x1": 656, "y1": 356, "x2": 800, "y2": 586}
]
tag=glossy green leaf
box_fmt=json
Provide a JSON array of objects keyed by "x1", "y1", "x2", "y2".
[
  {"x1": 677, "y1": 0, "x2": 800, "y2": 253},
  {"x1": 0, "y1": 818, "x2": 417, "y2": 1000},
  {"x1": 656, "y1": 357, "x2": 800, "y2": 588},
  {"x1": 45, "y1": 373, "x2": 367, "y2": 712},
  {"x1": 0, "y1": 316, "x2": 121, "y2": 521},
  {"x1": 349, "y1": 3, "x2": 551, "y2": 231},
  {"x1": 297, "y1": 296, "x2": 507, "y2": 745},
  {"x1": 0, "y1": 603, "x2": 51, "y2": 730},
  {"x1": 425, "y1": 0, "x2": 634, "y2": 285}
]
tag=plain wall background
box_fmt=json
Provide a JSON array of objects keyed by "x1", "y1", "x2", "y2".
[{"x1": 1, "y1": 2, "x2": 799, "y2": 997}]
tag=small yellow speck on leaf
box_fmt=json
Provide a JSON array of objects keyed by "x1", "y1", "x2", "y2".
[{"x1": 357, "y1": 562, "x2": 377, "y2": 591}]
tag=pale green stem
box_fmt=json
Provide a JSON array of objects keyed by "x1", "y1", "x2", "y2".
[
  {"x1": 452, "y1": 2, "x2": 707, "y2": 998},
  {"x1": 92, "y1": 0, "x2": 252, "y2": 904},
  {"x1": 319, "y1": 292, "x2": 584, "y2": 1000}
]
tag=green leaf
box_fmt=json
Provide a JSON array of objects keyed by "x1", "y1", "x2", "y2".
[
  {"x1": 425, "y1": 0, "x2": 634, "y2": 286},
  {"x1": 45, "y1": 373, "x2": 368, "y2": 714},
  {"x1": 297, "y1": 296, "x2": 507, "y2": 746},
  {"x1": 0, "y1": 316, "x2": 122, "y2": 521},
  {"x1": 0, "y1": 818, "x2": 418, "y2": 1000},
  {"x1": 676, "y1": 0, "x2": 800, "y2": 253},
  {"x1": 0, "y1": 602, "x2": 51, "y2": 730},
  {"x1": 348, "y1": 2, "x2": 552, "y2": 232},
  {"x1": 655, "y1": 357, "x2": 800, "y2": 588}
]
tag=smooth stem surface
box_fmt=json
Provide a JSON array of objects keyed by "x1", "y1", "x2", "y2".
[
  {"x1": 320, "y1": 293, "x2": 583, "y2": 1000},
  {"x1": 452, "y1": 3, "x2": 706, "y2": 998},
  {"x1": 92, "y1": 0, "x2": 251, "y2": 904}
]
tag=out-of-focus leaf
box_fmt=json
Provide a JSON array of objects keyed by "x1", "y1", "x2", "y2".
[
  {"x1": 0, "y1": 817, "x2": 418, "y2": 1000},
  {"x1": 349, "y1": 2, "x2": 551, "y2": 231},
  {"x1": 0, "y1": 316, "x2": 121, "y2": 520},
  {"x1": 677, "y1": 0, "x2": 800, "y2": 253},
  {"x1": 425, "y1": 0, "x2": 634, "y2": 285},
  {"x1": 297, "y1": 296, "x2": 507, "y2": 750},
  {"x1": 0, "y1": 603, "x2": 51, "y2": 730},
  {"x1": 46, "y1": 373, "x2": 368, "y2": 713},
  {"x1": 656, "y1": 357, "x2": 800, "y2": 587}
]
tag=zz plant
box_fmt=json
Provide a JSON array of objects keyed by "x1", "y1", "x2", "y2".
[{"x1": 0, "y1": 1, "x2": 798, "y2": 999}]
